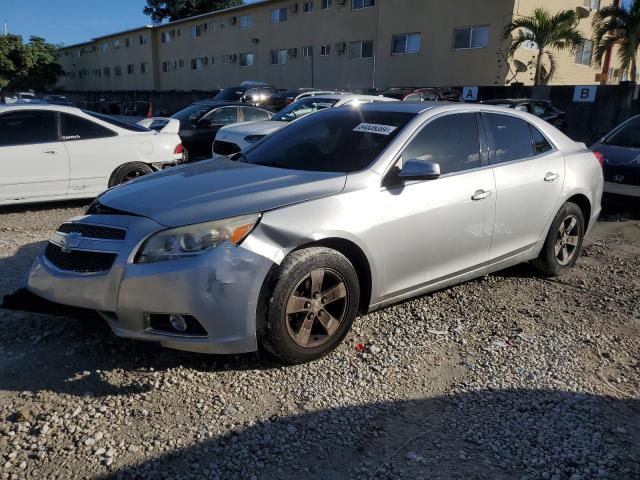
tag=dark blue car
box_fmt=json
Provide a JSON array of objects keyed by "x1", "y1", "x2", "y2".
[{"x1": 591, "y1": 115, "x2": 640, "y2": 204}]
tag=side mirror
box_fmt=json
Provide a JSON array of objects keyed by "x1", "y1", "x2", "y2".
[
  {"x1": 398, "y1": 159, "x2": 441, "y2": 181},
  {"x1": 197, "y1": 118, "x2": 213, "y2": 128}
]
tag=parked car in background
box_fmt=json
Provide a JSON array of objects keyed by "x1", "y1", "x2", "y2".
[
  {"x1": 383, "y1": 87, "x2": 460, "y2": 101},
  {"x1": 42, "y1": 95, "x2": 74, "y2": 106},
  {"x1": 171, "y1": 101, "x2": 274, "y2": 160},
  {"x1": 590, "y1": 115, "x2": 640, "y2": 202},
  {"x1": 213, "y1": 82, "x2": 279, "y2": 109},
  {"x1": 27, "y1": 102, "x2": 602, "y2": 363},
  {"x1": 481, "y1": 99, "x2": 567, "y2": 132},
  {"x1": 3, "y1": 92, "x2": 38, "y2": 104},
  {"x1": 271, "y1": 88, "x2": 321, "y2": 109},
  {"x1": 0, "y1": 105, "x2": 185, "y2": 206},
  {"x1": 212, "y1": 94, "x2": 397, "y2": 158},
  {"x1": 293, "y1": 90, "x2": 346, "y2": 103},
  {"x1": 403, "y1": 88, "x2": 442, "y2": 102}
]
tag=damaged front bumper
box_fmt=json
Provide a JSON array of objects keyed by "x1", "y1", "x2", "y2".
[{"x1": 26, "y1": 214, "x2": 275, "y2": 354}]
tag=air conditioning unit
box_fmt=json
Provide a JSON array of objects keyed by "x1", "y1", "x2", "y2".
[
  {"x1": 335, "y1": 42, "x2": 346, "y2": 54},
  {"x1": 289, "y1": 3, "x2": 299, "y2": 13},
  {"x1": 288, "y1": 48, "x2": 298, "y2": 57}
]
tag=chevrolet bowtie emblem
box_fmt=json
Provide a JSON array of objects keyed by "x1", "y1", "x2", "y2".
[{"x1": 60, "y1": 232, "x2": 83, "y2": 253}]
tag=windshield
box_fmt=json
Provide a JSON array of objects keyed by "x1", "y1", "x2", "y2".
[
  {"x1": 83, "y1": 110, "x2": 150, "y2": 132},
  {"x1": 241, "y1": 108, "x2": 415, "y2": 173},
  {"x1": 603, "y1": 117, "x2": 640, "y2": 148},
  {"x1": 171, "y1": 103, "x2": 214, "y2": 123},
  {"x1": 213, "y1": 87, "x2": 246, "y2": 102},
  {"x1": 272, "y1": 97, "x2": 339, "y2": 122}
]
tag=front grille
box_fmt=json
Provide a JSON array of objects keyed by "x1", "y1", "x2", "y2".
[
  {"x1": 213, "y1": 140, "x2": 241, "y2": 156},
  {"x1": 58, "y1": 223, "x2": 126, "y2": 240},
  {"x1": 44, "y1": 243, "x2": 117, "y2": 273}
]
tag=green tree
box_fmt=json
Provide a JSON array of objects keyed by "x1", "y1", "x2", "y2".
[
  {"x1": 143, "y1": 0, "x2": 244, "y2": 24},
  {"x1": 592, "y1": 1, "x2": 640, "y2": 83},
  {"x1": 503, "y1": 8, "x2": 585, "y2": 85},
  {"x1": 0, "y1": 35, "x2": 63, "y2": 91}
]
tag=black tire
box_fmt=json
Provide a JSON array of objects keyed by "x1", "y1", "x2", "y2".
[
  {"x1": 532, "y1": 202, "x2": 585, "y2": 277},
  {"x1": 108, "y1": 162, "x2": 154, "y2": 187},
  {"x1": 259, "y1": 247, "x2": 360, "y2": 364}
]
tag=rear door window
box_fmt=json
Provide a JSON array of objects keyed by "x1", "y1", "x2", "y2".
[
  {"x1": 242, "y1": 108, "x2": 272, "y2": 122},
  {"x1": 401, "y1": 113, "x2": 481, "y2": 175},
  {"x1": 206, "y1": 107, "x2": 238, "y2": 125},
  {"x1": 484, "y1": 113, "x2": 535, "y2": 164},
  {"x1": 530, "y1": 125, "x2": 553, "y2": 154},
  {"x1": 61, "y1": 113, "x2": 116, "y2": 141},
  {"x1": 0, "y1": 110, "x2": 58, "y2": 146}
]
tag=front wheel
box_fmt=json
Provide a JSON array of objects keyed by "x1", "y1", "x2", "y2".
[
  {"x1": 532, "y1": 202, "x2": 585, "y2": 277},
  {"x1": 259, "y1": 247, "x2": 360, "y2": 364}
]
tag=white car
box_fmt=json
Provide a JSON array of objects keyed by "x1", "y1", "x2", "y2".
[
  {"x1": 212, "y1": 94, "x2": 397, "y2": 158},
  {"x1": 292, "y1": 90, "x2": 346, "y2": 103},
  {"x1": 0, "y1": 105, "x2": 185, "y2": 206}
]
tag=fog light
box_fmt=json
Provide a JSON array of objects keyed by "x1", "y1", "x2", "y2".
[{"x1": 169, "y1": 314, "x2": 188, "y2": 332}]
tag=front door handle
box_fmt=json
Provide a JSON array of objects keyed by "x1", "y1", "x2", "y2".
[
  {"x1": 42, "y1": 150, "x2": 57, "y2": 155},
  {"x1": 544, "y1": 172, "x2": 560, "y2": 182},
  {"x1": 471, "y1": 189, "x2": 492, "y2": 201}
]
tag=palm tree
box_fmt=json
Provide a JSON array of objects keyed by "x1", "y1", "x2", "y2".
[
  {"x1": 503, "y1": 8, "x2": 585, "y2": 85},
  {"x1": 592, "y1": 1, "x2": 640, "y2": 83}
]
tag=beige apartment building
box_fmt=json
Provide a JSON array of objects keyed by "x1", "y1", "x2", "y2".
[{"x1": 56, "y1": 0, "x2": 619, "y2": 92}]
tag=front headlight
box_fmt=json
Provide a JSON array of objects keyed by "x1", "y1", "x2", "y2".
[{"x1": 136, "y1": 213, "x2": 260, "y2": 263}]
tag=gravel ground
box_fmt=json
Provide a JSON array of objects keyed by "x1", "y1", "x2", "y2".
[{"x1": 0, "y1": 201, "x2": 639, "y2": 480}]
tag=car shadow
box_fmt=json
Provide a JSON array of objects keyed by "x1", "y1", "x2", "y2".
[
  {"x1": 92, "y1": 389, "x2": 640, "y2": 479},
  {"x1": 0, "y1": 241, "x2": 280, "y2": 399},
  {"x1": 0, "y1": 198, "x2": 90, "y2": 215}
]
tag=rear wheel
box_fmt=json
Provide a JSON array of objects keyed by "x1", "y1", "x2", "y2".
[
  {"x1": 259, "y1": 247, "x2": 360, "y2": 364},
  {"x1": 533, "y1": 202, "x2": 585, "y2": 277},
  {"x1": 108, "y1": 162, "x2": 153, "y2": 187}
]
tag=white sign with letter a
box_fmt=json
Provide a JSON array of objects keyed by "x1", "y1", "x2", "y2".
[{"x1": 462, "y1": 87, "x2": 478, "y2": 102}]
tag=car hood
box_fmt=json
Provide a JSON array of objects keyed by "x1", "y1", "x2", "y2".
[
  {"x1": 217, "y1": 120, "x2": 288, "y2": 139},
  {"x1": 98, "y1": 159, "x2": 346, "y2": 227}
]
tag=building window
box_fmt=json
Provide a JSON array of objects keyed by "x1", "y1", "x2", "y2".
[
  {"x1": 125, "y1": 38, "x2": 132, "y2": 47},
  {"x1": 353, "y1": 0, "x2": 375, "y2": 9},
  {"x1": 191, "y1": 57, "x2": 207, "y2": 70},
  {"x1": 575, "y1": 39, "x2": 593, "y2": 65},
  {"x1": 270, "y1": 49, "x2": 288, "y2": 64},
  {"x1": 162, "y1": 61, "x2": 169, "y2": 72},
  {"x1": 304, "y1": 1, "x2": 313, "y2": 13},
  {"x1": 392, "y1": 33, "x2": 421, "y2": 55},
  {"x1": 584, "y1": 0, "x2": 600, "y2": 10},
  {"x1": 103, "y1": 67, "x2": 110, "y2": 77},
  {"x1": 101, "y1": 42, "x2": 108, "y2": 52},
  {"x1": 191, "y1": 25, "x2": 203, "y2": 38},
  {"x1": 271, "y1": 7, "x2": 288, "y2": 23},
  {"x1": 127, "y1": 64, "x2": 134, "y2": 74},
  {"x1": 453, "y1": 25, "x2": 490, "y2": 50},
  {"x1": 162, "y1": 31, "x2": 175, "y2": 43},
  {"x1": 240, "y1": 14, "x2": 253, "y2": 29},
  {"x1": 221, "y1": 54, "x2": 236, "y2": 64},
  {"x1": 350, "y1": 40, "x2": 374, "y2": 59},
  {"x1": 302, "y1": 46, "x2": 313, "y2": 57},
  {"x1": 112, "y1": 39, "x2": 120, "y2": 49},
  {"x1": 211, "y1": 56, "x2": 216, "y2": 65},
  {"x1": 240, "y1": 52, "x2": 255, "y2": 67},
  {"x1": 179, "y1": 59, "x2": 185, "y2": 68},
  {"x1": 141, "y1": 62, "x2": 149, "y2": 73},
  {"x1": 114, "y1": 65, "x2": 122, "y2": 76},
  {"x1": 139, "y1": 34, "x2": 149, "y2": 45},
  {"x1": 322, "y1": 0, "x2": 332, "y2": 7},
  {"x1": 176, "y1": 28, "x2": 182, "y2": 37},
  {"x1": 320, "y1": 44, "x2": 331, "y2": 56}
]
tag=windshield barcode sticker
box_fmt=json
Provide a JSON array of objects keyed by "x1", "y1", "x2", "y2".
[{"x1": 353, "y1": 123, "x2": 398, "y2": 135}]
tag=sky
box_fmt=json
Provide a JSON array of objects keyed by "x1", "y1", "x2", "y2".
[{"x1": 1, "y1": 0, "x2": 261, "y2": 46}]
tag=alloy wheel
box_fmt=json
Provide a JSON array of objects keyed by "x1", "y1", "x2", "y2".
[
  {"x1": 555, "y1": 214, "x2": 580, "y2": 266},
  {"x1": 285, "y1": 268, "x2": 349, "y2": 349}
]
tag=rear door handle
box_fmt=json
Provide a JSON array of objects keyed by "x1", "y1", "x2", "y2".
[
  {"x1": 544, "y1": 172, "x2": 559, "y2": 182},
  {"x1": 471, "y1": 189, "x2": 492, "y2": 201},
  {"x1": 43, "y1": 150, "x2": 57, "y2": 155}
]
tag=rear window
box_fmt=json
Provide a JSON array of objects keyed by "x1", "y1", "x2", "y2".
[
  {"x1": 603, "y1": 117, "x2": 640, "y2": 148},
  {"x1": 241, "y1": 108, "x2": 415, "y2": 173},
  {"x1": 82, "y1": 110, "x2": 150, "y2": 132},
  {"x1": 171, "y1": 104, "x2": 214, "y2": 123},
  {"x1": 272, "y1": 97, "x2": 339, "y2": 122}
]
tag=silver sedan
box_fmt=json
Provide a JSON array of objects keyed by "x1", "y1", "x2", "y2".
[{"x1": 27, "y1": 102, "x2": 603, "y2": 364}]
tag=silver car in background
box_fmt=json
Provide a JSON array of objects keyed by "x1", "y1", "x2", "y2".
[{"x1": 27, "y1": 102, "x2": 603, "y2": 364}]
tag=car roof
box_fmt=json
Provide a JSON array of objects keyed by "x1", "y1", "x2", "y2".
[
  {"x1": 348, "y1": 101, "x2": 445, "y2": 114},
  {"x1": 191, "y1": 101, "x2": 250, "y2": 108},
  {"x1": 483, "y1": 98, "x2": 550, "y2": 104},
  {"x1": 0, "y1": 104, "x2": 83, "y2": 114}
]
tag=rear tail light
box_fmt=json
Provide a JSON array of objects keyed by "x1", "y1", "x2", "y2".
[
  {"x1": 173, "y1": 143, "x2": 184, "y2": 155},
  {"x1": 592, "y1": 151, "x2": 605, "y2": 168}
]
